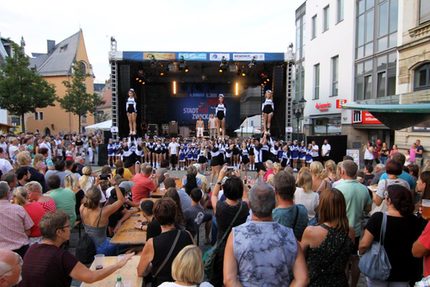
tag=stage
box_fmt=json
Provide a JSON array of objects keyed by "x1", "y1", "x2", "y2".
[{"x1": 110, "y1": 50, "x2": 289, "y2": 139}]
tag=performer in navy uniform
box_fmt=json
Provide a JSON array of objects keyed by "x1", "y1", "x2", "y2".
[
  {"x1": 126, "y1": 88, "x2": 137, "y2": 135},
  {"x1": 215, "y1": 94, "x2": 226, "y2": 138},
  {"x1": 262, "y1": 90, "x2": 274, "y2": 133}
]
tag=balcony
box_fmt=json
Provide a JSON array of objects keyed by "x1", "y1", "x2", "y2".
[{"x1": 409, "y1": 21, "x2": 430, "y2": 39}]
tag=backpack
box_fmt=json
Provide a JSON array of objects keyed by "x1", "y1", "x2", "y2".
[{"x1": 75, "y1": 233, "x2": 96, "y2": 264}]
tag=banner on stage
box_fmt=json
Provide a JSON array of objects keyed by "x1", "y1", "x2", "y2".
[
  {"x1": 209, "y1": 53, "x2": 230, "y2": 61},
  {"x1": 178, "y1": 53, "x2": 207, "y2": 61},
  {"x1": 232, "y1": 53, "x2": 265, "y2": 61},
  {"x1": 143, "y1": 52, "x2": 176, "y2": 61}
]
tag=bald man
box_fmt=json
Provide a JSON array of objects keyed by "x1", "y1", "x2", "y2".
[{"x1": 0, "y1": 249, "x2": 22, "y2": 287}]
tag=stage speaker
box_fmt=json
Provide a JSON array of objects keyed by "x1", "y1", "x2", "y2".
[
  {"x1": 103, "y1": 131, "x2": 112, "y2": 144},
  {"x1": 161, "y1": 124, "x2": 169, "y2": 135},
  {"x1": 169, "y1": 121, "x2": 178, "y2": 136},
  {"x1": 98, "y1": 144, "x2": 108, "y2": 166},
  {"x1": 271, "y1": 65, "x2": 286, "y2": 139}
]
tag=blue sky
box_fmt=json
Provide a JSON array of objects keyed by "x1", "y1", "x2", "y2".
[{"x1": 0, "y1": 0, "x2": 303, "y2": 83}]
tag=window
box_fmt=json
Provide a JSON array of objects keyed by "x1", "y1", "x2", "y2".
[
  {"x1": 312, "y1": 15, "x2": 317, "y2": 39},
  {"x1": 295, "y1": 14, "x2": 305, "y2": 60},
  {"x1": 35, "y1": 112, "x2": 43, "y2": 121},
  {"x1": 331, "y1": 56, "x2": 339, "y2": 97},
  {"x1": 314, "y1": 64, "x2": 320, "y2": 100},
  {"x1": 377, "y1": 71, "x2": 386, "y2": 97},
  {"x1": 420, "y1": 0, "x2": 430, "y2": 24},
  {"x1": 414, "y1": 63, "x2": 430, "y2": 91},
  {"x1": 323, "y1": 6, "x2": 330, "y2": 32},
  {"x1": 364, "y1": 75, "x2": 372, "y2": 99},
  {"x1": 337, "y1": 0, "x2": 344, "y2": 22},
  {"x1": 79, "y1": 61, "x2": 86, "y2": 75}
]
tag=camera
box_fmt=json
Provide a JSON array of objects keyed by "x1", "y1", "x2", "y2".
[{"x1": 99, "y1": 173, "x2": 110, "y2": 180}]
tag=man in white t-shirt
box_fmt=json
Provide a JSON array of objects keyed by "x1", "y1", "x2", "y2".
[
  {"x1": 8, "y1": 138, "x2": 19, "y2": 164},
  {"x1": 311, "y1": 140, "x2": 319, "y2": 162},
  {"x1": 38, "y1": 137, "x2": 52, "y2": 160},
  {"x1": 321, "y1": 139, "x2": 331, "y2": 163},
  {"x1": 0, "y1": 147, "x2": 13, "y2": 175},
  {"x1": 168, "y1": 137, "x2": 180, "y2": 170}
]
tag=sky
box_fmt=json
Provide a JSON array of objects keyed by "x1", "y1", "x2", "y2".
[{"x1": 0, "y1": 0, "x2": 304, "y2": 83}]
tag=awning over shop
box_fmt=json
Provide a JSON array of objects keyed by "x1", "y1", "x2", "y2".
[{"x1": 342, "y1": 103, "x2": 430, "y2": 130}]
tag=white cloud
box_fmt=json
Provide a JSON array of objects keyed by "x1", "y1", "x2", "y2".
[{"x1": 1, "y1": 0, "x2": 303, "y2": 82}]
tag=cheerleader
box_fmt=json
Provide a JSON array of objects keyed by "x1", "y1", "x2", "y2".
[
  {"x1": 146, "y1": 139, "x2": 155, "y2": 167},
  {"x1": 306, "y1": 143, "x2": 314, "y2": 167},
  {"x1": 107, "y1": 138, "x2": 116, "y2": 167},
  {"x1": 197, "y1": 144, "x2": 208, "y2": 171},
  {"x1": 215, "y1": 94, "x2": 226, "y2": 138},
  {"x1": 178, "y1": 145, "x2": 186, "y2": 170},
  {"x1": 126, "y1": 88, "x2": 137, "y2": 135},
  {"x1": 209, "y1": 142, "x2": 224, "y2": 184},
  {"x1": 248, "y1": 140, "x2": 255, "y2": 171},
  {"x1": 262, "y1": 90, "x2": 274, "y2": 133},
  {"x1": 154, "y1": 139, "x2": 163, "y2": 168},
  {"x1": 136, "y1": 138, "x2": 144, "y2": 164},
  {"x1": 123, "y1": 137, "x2": 139, "y2": 174},
  {"x1": 240, "y1": 142, "x2": 250, "y2": 172},
  {"x1": 225, "y1": 143, "x2": 233, "y2": 166},
  {"x1": 193, "y1": 145, "x2": 199, "y2": 164},
  {"x1": 281, "y1": 144, "x2": 290, "y2": 168},
  {"x1": 232, "y1": 139, "x2": 241, "y2": 168},
  {"x1": 161, "y1": 139, "x2": 168, "y2": 161},
  {"x1": 299, "y1": 141, "x2": 307, "y2": 169},
  {"x1": 290, "y1": 140, "x2": 299, "y2": 171},
  {"x1": 186, "y1": 144, "x2": 194, "y2": 166}
]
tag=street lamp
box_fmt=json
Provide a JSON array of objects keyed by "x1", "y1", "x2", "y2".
[{"x1": 293, "y1": 97, "x2": 307, "y2": 133}]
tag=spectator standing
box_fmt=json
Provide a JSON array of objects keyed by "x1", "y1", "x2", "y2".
[
  {"x1": 16, "y1": 152, "x2": 46, "y2": 193},
  {"x1": 380, "y1": 153, "x2": 416, "y2": 191},
  {"x1": 416, "y1": 139, "x2": 424, "y2": 167},
  {"x1": 311, "y1": 140, "x2": 320, "y2": 162},
  {"x1": 301, "y1": 189, "x2": 354, "y2": 286},
  {"x1": 364, "y1": 141, "x2": 375, "y2": 167},
  {"x1": 223, "y1": 183, "x2": 308, "y2": 287},
  {"x1": 0, "y1": 147, "x2": 13, "y2": 175},
  {"x1": 208, "y1": 114, "x2": 216, "y2": 140},
  {"x1": 0, "y1": 181, "x2": 33, "y2": 258},
  {"x1": 272, "y1": 170, "x2": 308, "y2": 241},
  {"x1": 334, "y1": 160, "x2": 372, "y2": 287},
  {"x1": 360, "y1": 185, "x2": 425, "y2": 286},
  {"x1": 295, "y1": 170, "x2": 319, "y2": 223},
  {"x1": 168, "y1": 138, "x2": 180, "y2": 170},
  {"x1": 25, "y1": 181, "x2": 56, "y2": 213},
  {"x1": 46, "y1": 175, "x2": 76, "y2": 228}
]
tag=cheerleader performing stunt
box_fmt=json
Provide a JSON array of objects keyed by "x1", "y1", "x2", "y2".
[
  {"x1": 215, "y1": 94, "x2": 226, "y2": 138},
  {"x1": 126, "y1": 88, "x2": 137, "y2": 135},
  {"x1": 262, "y1": 90, "x2": 274, "y2": 133}
]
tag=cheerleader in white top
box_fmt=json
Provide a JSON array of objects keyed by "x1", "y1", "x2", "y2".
[
  {"x1": 126, "y1": 88, "x2": 137, "y2": 135},
  {"x1": 215, "y1": 94, "x2": 226, "y2": 138},
  {"x1": 262, "y1": 90, "x2": 274, "y2": 133}
]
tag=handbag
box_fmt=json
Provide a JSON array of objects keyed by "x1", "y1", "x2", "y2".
[
  {"x1": 359, "y1": 212, "x2": 392, "y2": 280},
  {"x1": 203, "y1": 202, "x2": 243, "y2": 280},
  {"x1": 76, "y1": 207, "x2": 103, "y2": 264}
]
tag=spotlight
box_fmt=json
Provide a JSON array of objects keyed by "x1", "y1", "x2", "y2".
[
  {"x1": 248, "y1": 56, "x2": 257, "y2": 68},
  {"x1": 184, "y1": 66, "x2": 189, "y2": 73},
  {"x1": 241, "y1": 72, "x2": 246, "y2": 77},
  {"x1": 219, "y1": 56, "x2": 228, "y2": 73},
  {"x1": 266, "y1": 78, "x2": 270, "y2": 82},
  {"x1": 135, "y1": 77, "x2": 139, "y2": 81},
  {"x1": 234, "y1": 82, "x2": 239, "y2": 96},
  {"x1": 219, "y1": 68, "x2": 224, "y2": 73},
  {"x1": 172, "y1": 80, "x2": 177, "y2": 95},
  {"x1": 160, "y1": 71, "x2": 165, "y2": 76}
]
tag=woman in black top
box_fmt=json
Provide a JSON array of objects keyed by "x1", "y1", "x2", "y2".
[
  {"x1": 359, "y1": 184, "x2": 426, "y2": 286},
  {"x1": 210, "y1": 168, "x2": 249, "y2": 287},
  {"x1": 137, "y1": 198, "x2": 194, "y2": 287}
]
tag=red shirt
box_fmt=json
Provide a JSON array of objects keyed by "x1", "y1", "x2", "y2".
[
  {"x1": 132, "y1": 173, "x2": 156, "y2": 203},
  {"x1": 264, "y1": 169, "x2": 274, "y2": 182},
  {"x1": 419, "y1": 221, "x2": 430, "y2": 276},
  {"x1": 24, "y1": 202, "x2": 47, "y2": 237}
]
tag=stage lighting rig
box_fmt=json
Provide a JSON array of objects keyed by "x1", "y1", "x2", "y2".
[
  {"x1": 135, "y1": 69, "x2": 146, "y2": 85},
  {"x1": 178, "y1": 56, "x2": 189, "y2": 72},
  {"x1": 219, "y1": 56, "x2": 228, "y2": 73},
  {"x1": 248, "y1": 56, "x2": 257, "y2": 68}
]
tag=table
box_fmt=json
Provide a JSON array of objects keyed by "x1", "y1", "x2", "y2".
[
  {"x1": 81, "y1": 255, "x2": 143, "y2": 287},
  {"x1": 111, "y1": 211, "x2": 147, "y2": 245}
]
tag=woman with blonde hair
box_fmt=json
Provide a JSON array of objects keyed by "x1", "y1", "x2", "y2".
[
  {"x1": 32, "y1": 153, "x2": 46, "y2": 174},
  {"x1": 295, "y1": 170, "x2": 319, "y2": 223},
  {"x1": 300, "y1": 189, "x2": 354, "y2": 286},
  {"x1": 158, "y1": 245, "x2": 213, "y2": 287},
  {"x1": 78, "y1": 166, "x2": 95, "y2": 193},
  {"x1": 324, "y1": 160, "x2": 338, "y2": 184},
  {"x1": 310, "y1": 161, "x2": 330, "y2": 194}
]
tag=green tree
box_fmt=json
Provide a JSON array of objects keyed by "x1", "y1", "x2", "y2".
[
  {"x1": 59, "y1": 61, "x2": 105, "y2": 132},
  {"x1": 0, "y1": 42, "x2": 56, "y2": 132}
]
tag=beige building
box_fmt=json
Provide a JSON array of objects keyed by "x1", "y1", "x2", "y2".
[
  {"x1": 26, "y1": 30, "x2": 95, "y2": 135},
  {"x1": 396, "y1": 0, "x2": 430, "y2": 151}
]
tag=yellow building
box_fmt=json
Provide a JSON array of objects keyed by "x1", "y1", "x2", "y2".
[
  {"x1": 395, "y1": 1, "x2": 430, "y2": 151},
  {"x1": 27, "y1": 30, "x2": 95, "y2": 135}
]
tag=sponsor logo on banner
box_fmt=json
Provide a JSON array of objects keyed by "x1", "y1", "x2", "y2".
[
  {"x1": 178, "y1": 53, "x2": 207, "y2": 61},
  {"x1": 336, "y1": 99, "x2": 347, "y2": 109},
  {"x1": 144, "y1": 52, "x2": 176, "y2": 60},
  {"x1": 362, "y1": 111, "x2": 382, "y2": 125},
  {"x1": 232, "y1": 53, "x2": 265, "y2": 61},
  {"x1": 209, "y1": 53, "x2": 230, "y2": 61},
  {"x1": 315, "y1": 102, "x2": 331, "y2": 112}
]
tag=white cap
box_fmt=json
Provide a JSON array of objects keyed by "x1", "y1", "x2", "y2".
[{"x1": 219, "y1": 94, "x2": 224, "y2": 98}]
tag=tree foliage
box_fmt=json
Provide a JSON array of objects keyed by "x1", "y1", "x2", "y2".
[
  {"x1": 59, "y1": 61, "x2": 105, "y2": 131},
  {"x1": 0, "y1": 42, "x2": 57, "y2": 131}
]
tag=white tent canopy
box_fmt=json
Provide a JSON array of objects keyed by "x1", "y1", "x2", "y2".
[
  {"x1": 234, "y1": 126, "x2": 261, "y2": 134},
  {"x1": 84, "y1": 120, "x2": 112, "y2": 131}
]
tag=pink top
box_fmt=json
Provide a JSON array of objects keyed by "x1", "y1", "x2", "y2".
[
  {"x1": 264, "y1": 169, "x2": 274, "y2": 182},
  {"x1": 419, "y1": 221, "x2": 430, "y2": 276},
  {"x1": 39, "y1": 198, "x2": 57, "y2": 212},
  {"x1": 409, "y1": 147, "x2": 416, "y2": 162},
  {"x1": 24, "y1": 202, "x2": 47, "y2": 237}
]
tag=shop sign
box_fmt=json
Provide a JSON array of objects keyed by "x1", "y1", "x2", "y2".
[
  {"x1": 362, "y1": 111, "x2": 382, "y2": 125},
  {"x1": 336, "y1": 99, "x2": 347, "y2": 109},
  {"x1": 315, "y1": 102, "x2": 331, "y2": 112}
]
